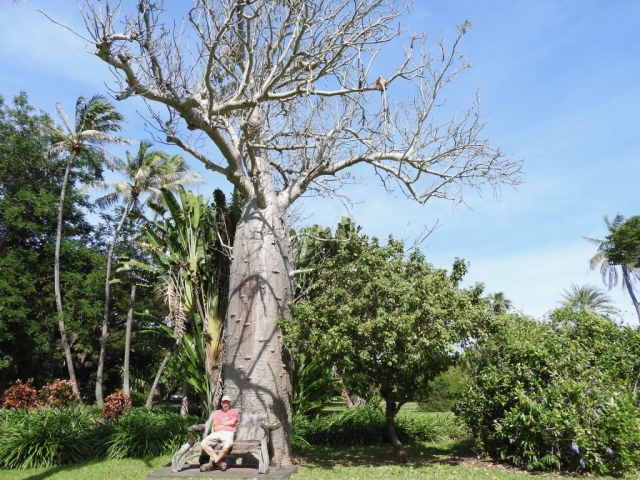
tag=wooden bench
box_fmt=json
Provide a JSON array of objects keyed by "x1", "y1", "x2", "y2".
[{"x1": 171, "y1": 410, "x2": 281, "y2": 474}]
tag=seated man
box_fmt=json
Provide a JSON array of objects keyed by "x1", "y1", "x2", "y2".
[{"x1": 200, "y1": 395, "x2": 239, "y2": 472}]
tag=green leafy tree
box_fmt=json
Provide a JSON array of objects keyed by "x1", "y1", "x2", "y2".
[
  {"x1": 46, "y1": 94, "x2": 127, "y2": 395},
  {"x1": 285, "y1": 234, "x2": 487, "y2": 461},
  {"x1": 93, "y1": 140, "x2": 202, "y2": 405},
  {"x1": 418, "y1": 365, "x2": 469, "y2": 413},
  {"x1": 120, "y1": 187, "x2": 234, "y2": 413},
  {"x1": 559, "y1": 284, "x2": 620, "y2": 318},
  {"x1": 585, "y1": 215, "x2": 640, "y2": 323},
  {"x1": 0, "y1": 92, "x2": 108, "y2": 394}
]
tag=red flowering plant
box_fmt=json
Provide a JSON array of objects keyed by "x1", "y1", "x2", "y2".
[
  {"x1": 103, "y1": 391, "x2": 132, "y2": 420},
  {"x1": 2, "y1": 379, "x2": 40, "y2": 410},
  {"x1": 39, "y1": 379, "x2": 80, "y2": 407}
]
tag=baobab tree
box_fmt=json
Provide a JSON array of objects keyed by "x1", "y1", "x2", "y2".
[{"x1": 67, "y1": 0, "x2": 522, "y2": 464}]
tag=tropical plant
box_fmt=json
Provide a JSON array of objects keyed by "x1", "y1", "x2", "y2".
[
  {"x1": 94, "y1": 141, "x2": 202, "y2": 404},
  {"x1": 559, "y1": 284, "x2": 620, "y2": 317},
  {"x1": 585, "y1": 215, "x2": 640, "y2": 322},
  {"x1": 119, "y1": 187, "x2": 231, "y2": 414},
  {"x1": 103, "y1": 391, "x2": 132, "y2": 420},
  {"x1": 39, "y1": 379, "x2": 80, "y2": 407},
  {"x1": 0, "y1": 93, "x2": 118, "y2": 395},
  {"x1": 46, "y1": 94, "x2": 127, "y2": 395},
  {"x1": 2, "y1": 380, "x2": 39, "y2": 410},
  {"x1": 292, "y1": 358, "x2": 343, "y2": 417}
]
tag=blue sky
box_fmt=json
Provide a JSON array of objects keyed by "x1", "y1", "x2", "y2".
[{"x1": 1, "y1": 1, "x2": 638, "y2": 322}]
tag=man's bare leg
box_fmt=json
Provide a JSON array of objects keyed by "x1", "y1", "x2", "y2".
[
  {"x1": 201, "y1": 442, "x2": 219, "y2": 463},
  {"x1": 217, "y1": 446, "x2": 230, "y2": 462}
]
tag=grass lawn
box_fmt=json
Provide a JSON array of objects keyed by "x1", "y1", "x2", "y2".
[{"x1": 0, "y1": 440, "x2": 634, "y2": 480}]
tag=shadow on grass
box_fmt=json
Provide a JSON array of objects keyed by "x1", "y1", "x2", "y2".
[
  {"x1": 293, "y1": 439, "x2": 478, "y2": 469},
  {"x1": 20, "y1": 457, "x2": 158, "y2": 480}
]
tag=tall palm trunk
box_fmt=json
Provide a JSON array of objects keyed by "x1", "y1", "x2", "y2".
[
  {"x1": 123, "y1": 284, "x2": 136, "y2": 396},
  {"x1": 96, "y1": 199, "x2": 134, "y2": 406},
  {"x1": 146, "y1": 352, "x2": 170, "y2": 408},
  {"x1": 54, "y1": 151, "x2": 80, "y2": 395},
  {"x1": 622, "y1": 267, "x2": 640, "y2": 323}
]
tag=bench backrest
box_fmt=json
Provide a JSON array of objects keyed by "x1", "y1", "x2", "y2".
[{"x1": 236, "y1": 412, "x2": 269, "y2": 440}]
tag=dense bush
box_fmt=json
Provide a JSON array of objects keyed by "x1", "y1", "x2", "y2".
[
  {"x1": 2, "y1": 380, "x2": 40, "y2": 410},
  {"x1": 0, "y1": 408, "x2": 97, "y2": 469},
  {"x1": 292, "y1": 405, "x2": 463, "y2": 448},
  {"x1": 418, "y1": 365, "x2": 469, "y2": 412},
  {"x1": 3, "y1": 379, "x2": 80, "y2": 410},
  {"x1": 39, "y1": 379, "x2": 80, "y2": 407},
  {"x1": 103, "y1": 391, "x2": 132, "y2": 420},
  {"x1": 456, "y1": 309, "x2": 640, "y2": 474},
  {"x1": 103, "y1": 408, "x2": 194, "y2": 459},
  {"x1": 129, "y1": 391, "x2": 148, "y2": 407}
]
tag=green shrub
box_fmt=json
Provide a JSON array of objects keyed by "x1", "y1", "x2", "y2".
[
  {"x1": 103, "y1": 408, "x2": 194, "y2": 459},
  {"x1": 129, "y1": 391, "x2": 148, "y2": 407},
  {"x1": 418, "y1": 365, "x2": 469, "y2": 412},
  {"x1": 0, "y1": 407, "x2": 98, "y2": 469},
  {"x1": 456, "y1": 310, "x2": 640, "y2": 474},
  {"x1": 293, "y1": 405, "x2": 463, "y2": 448}
]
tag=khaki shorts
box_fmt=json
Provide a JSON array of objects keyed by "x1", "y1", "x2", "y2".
[{"x1": 203, "y1": 430, "x2": 234, "y2": 449}]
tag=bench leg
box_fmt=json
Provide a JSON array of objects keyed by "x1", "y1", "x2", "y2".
[
  {"x1": 172, "y1": 442, "x2": 195, "y2": 473},
  {"x1": 259, "y1": 438, "x2": 270, "y2": 474}
]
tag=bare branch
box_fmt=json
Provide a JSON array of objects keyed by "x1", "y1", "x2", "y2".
[{"x1": 72, "y1": 0, "x2": 521, "y2": 214}]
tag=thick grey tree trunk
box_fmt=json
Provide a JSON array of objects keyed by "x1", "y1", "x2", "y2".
[{"x1": 223, "y1": 199, "x2": 293, "y2": 466}]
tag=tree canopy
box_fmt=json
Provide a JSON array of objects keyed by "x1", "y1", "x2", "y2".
[{"x1": 285, "y1": 233, "x2": 487, "y2": 460}]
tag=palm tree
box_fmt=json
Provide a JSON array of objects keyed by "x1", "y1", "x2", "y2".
[
  {"x1": 94, "y1": 141, "x2": 202, "y2": 405},
  {"x1": 585, "y1": 215, "x2": 640, "y2": 323},
  {"x1": 487, "y1": 292, "x2": 513, "y2": 314},
  {"x1": 47, "y1": 95, "x2": 127, "y2": 395},
  {"x1": 559, "y1": 284, "x2": 620, "y2": 317}
]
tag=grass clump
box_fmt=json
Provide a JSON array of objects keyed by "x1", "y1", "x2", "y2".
[
  {"x1": 0, "y1": 406, "x2": 197, "y2": 469},
  {"x1": 102, "y1": 408, "x2": 195, "y2": 459},
  {"x1": 0, "y1": 407, "x2": 97, "y2": 469}
]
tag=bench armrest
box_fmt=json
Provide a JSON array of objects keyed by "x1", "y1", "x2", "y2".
[{"x1": 260, "y1": 422, "x2": 281, "y2": 432}]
